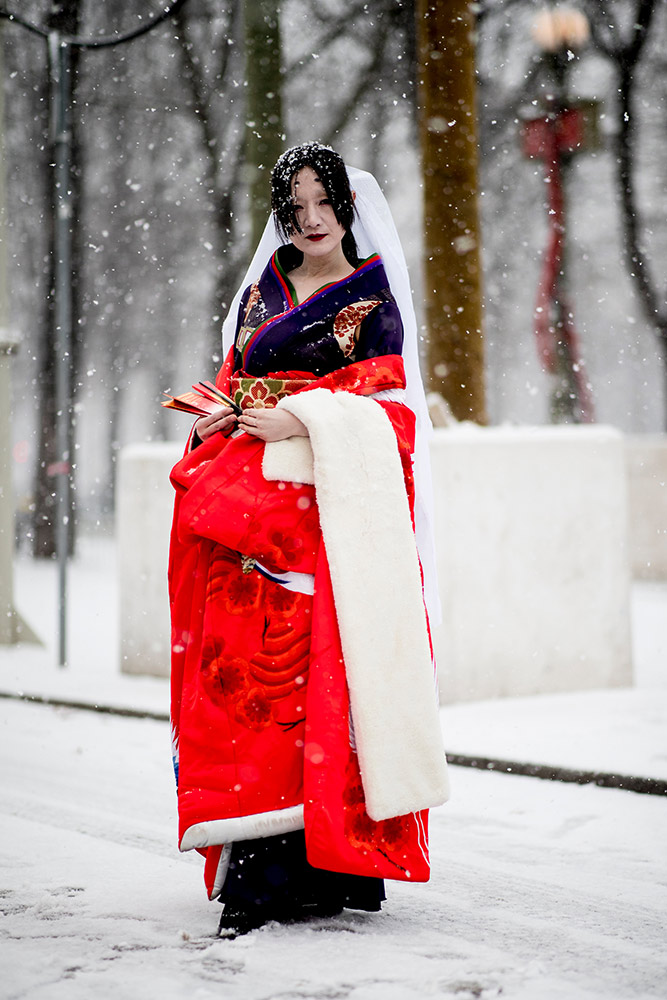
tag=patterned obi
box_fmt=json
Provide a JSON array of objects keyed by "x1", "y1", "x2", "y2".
[{"x1": 230, "y1": 370, "x2": 315, "y2": 410}]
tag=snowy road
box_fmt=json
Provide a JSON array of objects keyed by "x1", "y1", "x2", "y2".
[{"x1": 1, "y1": 700, "x2": 666, "y2": 1000}]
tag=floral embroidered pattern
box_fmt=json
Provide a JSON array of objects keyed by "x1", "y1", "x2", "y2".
[
  {"x1": 235, "y1": 686, "x2": 273, "y2": 730},
  {"x1": 343, "y1": 752, "x2": 411, "y2": 862},
  {"x1": 242, "y1": 523, "x2": 309, "y2": 575},
  {"x1": 200, "y1": 653, "x2": 246, "y2": 707},
  {"x1": 265, "y1": 584, "x2": 299, "y2": 618},
  {"x1": 307, "y1": 356, "x2": 405, "y2": 397},
  {"x1": 333, "y1": 300, "x2": 381, "y2": 357},
  {"x1": 230, "y1": 371, "x2": 315, "y2": 411},
  {"x1": 225, "y1": 572, "x2": 262, "y2": 616},
  {"x1": 269, "y1": 529, "x2": 304, "y2": 564},
  {"x1": 201, "y1": 550, "x2": 312, "y2": 731}
]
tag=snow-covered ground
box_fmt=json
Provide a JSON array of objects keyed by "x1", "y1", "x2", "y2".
[
  {"x1": 2, "y1": 699, "x2": 666, "y2": 1000},
  {"x1": 1, "y1": 537, "x2": 666, "y2": 999}
]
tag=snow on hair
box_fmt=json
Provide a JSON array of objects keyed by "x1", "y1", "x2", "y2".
[{"x1": 270, "y1": 142, "x2": 359, "y2": 265}]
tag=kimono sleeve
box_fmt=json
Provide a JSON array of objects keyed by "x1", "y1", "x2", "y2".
[{"x1": 355, "y1": 299, "x2": 404, "y2": 360}]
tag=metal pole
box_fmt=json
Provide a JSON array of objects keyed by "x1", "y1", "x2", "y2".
[{"x1": 48, "y1": 32, "x2": 73, "y2": 667}]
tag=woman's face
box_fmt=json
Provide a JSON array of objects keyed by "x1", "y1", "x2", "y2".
[{"x1": 288, "y1": 166, "x2": 347, "y2": 259}]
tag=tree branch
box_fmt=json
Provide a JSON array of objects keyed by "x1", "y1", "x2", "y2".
[
  {"x1": 323, "y1": 13, "x2": 391, "y2": 142},
  {"x1": 624, "y1": 0, "x2": 658, "y2": 67},
  {"x1": 579, "y1": 0, "x2": 620, "y2": 59},
  {"x1": 171, "y1": 11, "x2": 220, "y2": 193},
  {"x1": 284, "y1": 0, "x2": 390, "y2": 78},
  {"x1": 615, "y1": 63, "x2": 667, "y2": 342}
]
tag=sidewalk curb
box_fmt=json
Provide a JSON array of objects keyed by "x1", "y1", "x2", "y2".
[
  {"x1": 3, "y1": 690, "x2": 666, "y2": 797},
  {"x1": 446, "y1": 752, "x2": 667, "y2": 797},
  {"x1": 0, "y1": 689, "x2": 169, "y2": 723}
]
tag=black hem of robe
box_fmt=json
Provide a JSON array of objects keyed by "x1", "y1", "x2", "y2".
[{"x1": 219, "y1": 830, "x2": 386, "y2": 914}]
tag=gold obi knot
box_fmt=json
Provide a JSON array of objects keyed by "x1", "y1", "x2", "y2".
[{"x1": 230, "y1": 372, "x2": 315, "y2": 411}]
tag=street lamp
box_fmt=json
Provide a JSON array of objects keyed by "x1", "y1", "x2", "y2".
[
  {"x1": 521, "y1": 5, "x2": 598, "y2": 424},
  {"x1": 532, "y1": 6, "x2": 590, "y2": 52}
]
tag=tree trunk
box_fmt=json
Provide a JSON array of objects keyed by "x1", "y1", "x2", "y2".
[
  {"x1": 416, "y1": 0, "x2": 487, "y2": 423},
  {"x1": 244, "y1": 0, "x2": 284, "y2": 249},
  {"x1": 33, "y1": 0, "x2": 82, "y2": 557}
]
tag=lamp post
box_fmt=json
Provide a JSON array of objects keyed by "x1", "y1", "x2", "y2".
[{"x1": 522, "y1": 5, "x2": 598, "y2": 424}]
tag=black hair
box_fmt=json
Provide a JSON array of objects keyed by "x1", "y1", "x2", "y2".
[{"x1": 270, "y1": 142, "x2": 360, "y2": 266}]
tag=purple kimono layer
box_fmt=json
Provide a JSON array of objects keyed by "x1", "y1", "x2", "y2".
[{"x1": 232, "y1": 244, "x2": 404, "y2": 377}]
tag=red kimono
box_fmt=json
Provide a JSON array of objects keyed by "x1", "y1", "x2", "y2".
[{"x1": 169, "y1": 249, "x2": 444, "y2": 901}]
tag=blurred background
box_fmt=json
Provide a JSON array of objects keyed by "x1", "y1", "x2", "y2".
[{"x1": 2, "y1": 0, "x2": 665, "y2": 549}]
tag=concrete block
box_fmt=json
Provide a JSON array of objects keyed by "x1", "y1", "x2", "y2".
[
  {"x1": 429, "y1": 425, "x2": 633, "y2": 702},
  {"x1": 625, "y1": 435, "x2": 667, "y2": 580},
  {"x1": 117, "y1": 442, "x2": 183, "y2": 676},
  {"x1": 118, "y1": 427, "x2": 633, "y2": 701}
]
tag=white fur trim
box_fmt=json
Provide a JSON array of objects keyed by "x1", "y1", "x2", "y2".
[
  {"x1": 262, "y1": 434, "x2": 314, "y2": 485},
  {"x1": 179, "y1": 804, "x2": 304, "y2": 851},
  {"x1": 368, "y1": 387, "x2": 406, "y2": 404},
  {"x1": 264, "y1": 389, "x2": 449, "y2": 822}
]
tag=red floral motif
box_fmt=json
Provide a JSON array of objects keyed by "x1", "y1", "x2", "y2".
[
  {"x1": 377, "y1": 816, "x2": 410, "y2": 852},
  {"x1": 342, "y1": 752, "x2": 411, "y2": 857},
  {"x1": 265, "y1": 584, "x2": 299, "y2": 618},
  {"x1": 249, "y1": 381, "x2": 282, "y2": 409},
  {"x1": 200, "y1": 654, "x2": 247, "y2": 706},
  {"x1": 217, "y1": 657, "x2": 246, "y2": 695},
  {"x1": 225, "y1": 572, "x2": 262, "y2": 616},
  {"x1": 235, "y1": 686, "x2": 273, "y2": 730},
  {"x1": 333, "y1": 301, "x2": 381, "y2": 358},
  {"x1": 200, "y1": 635, "x2": 222, "y2": 670},
  {"x1": 250, "y1": 381, "x2": 269, "y2": 402},
  {"x1": 307, "y1": 356, "x2": 405, "y2": 397},
  {"x1": 342, "y1": 776, "x2": 365, "y2": 808},
  {"x1": 346, "y1": 811, "x2": 377, "y2": 851},
  {"x1": 269, "y1": 530, "x2": 303, "y2": 563},
  {"x1": 301, "y1": 510, "x2": 320, "y2": 534},
  {"x1": 230, "y1": 373, "x2": 316, "y2": 412}
]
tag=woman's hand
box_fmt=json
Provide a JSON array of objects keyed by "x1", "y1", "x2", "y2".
[
  {"x1": 194, "y1": 406, "x2": 237, "y2": 441},
  {"x1": 237, "y1": 407, "x2": 308, "y2": 442}
]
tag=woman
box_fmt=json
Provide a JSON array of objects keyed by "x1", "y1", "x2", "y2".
[{"x1": 168, "y1": 143, "x2": 448, "y2": 937}]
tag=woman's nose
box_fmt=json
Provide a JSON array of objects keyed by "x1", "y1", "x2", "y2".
[{"x1": 302, "y1": 203, "x2": 321, "y2": 229}]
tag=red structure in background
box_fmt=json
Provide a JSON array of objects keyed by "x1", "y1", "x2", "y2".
[{"x1": 522, "y1": 104, "x2": 595, "y2": 423}]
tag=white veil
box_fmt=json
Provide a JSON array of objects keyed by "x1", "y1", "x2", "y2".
[{"x1": 221, "y1": 165, "x2": 441, "y2": 626}]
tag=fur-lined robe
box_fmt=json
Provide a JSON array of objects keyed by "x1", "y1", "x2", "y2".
[{"x1": 168, "y1": 248, "x2": 448, "y2": 899}]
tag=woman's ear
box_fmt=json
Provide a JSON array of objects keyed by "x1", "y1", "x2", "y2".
[{"x1": 352, "y1": 190, "x2": 356, "y2": 202}]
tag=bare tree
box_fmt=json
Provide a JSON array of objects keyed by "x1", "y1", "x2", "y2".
[
  {"x1": 283, "y1": 0, "x2": 418, "y2": 157},
  {"x1": 244, "y1": 0, "x2": 285, "y2": 247},
  {"x1": 581, "y1": 0, "x2": 667, "y2": 353},
  {"x1": 29, "y1": 0, "x2": 84, "y2": 558}
]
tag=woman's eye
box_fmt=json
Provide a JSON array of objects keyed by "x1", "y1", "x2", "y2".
[{"x1": 320, "y1": 199, "x2": 330, "y2": 205}]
